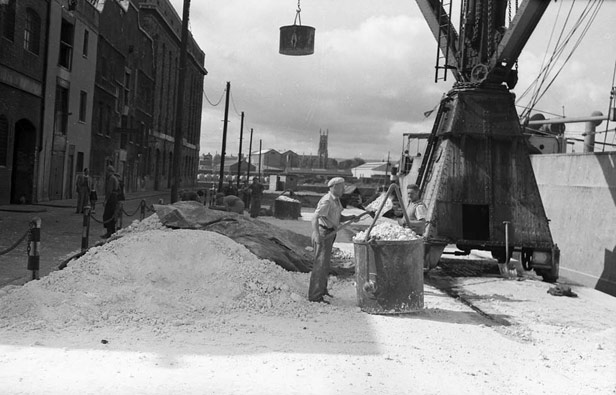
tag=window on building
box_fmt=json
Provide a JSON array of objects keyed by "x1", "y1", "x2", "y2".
[
  {"x1": 120, "y1": 115, "x2": 128, "y2": 149},
  {"x1": 128, "y1": 116, "x2": 134, "y2": 144},
  {"x1": 1, "y1": 0, "x2": 16, "y2": 41},
  {"x1": 82, "y1": 29, "x2": 89, "y2": 57},
  {"x1": 54, "y1": 85, "x2": 70, "y2": 135},
  {"x1": 58, "y1": 19, "x2": 74, "y2": 70},
  {"x1": 0, "y1": 115, "x2": 8, "y2": 166},
  {"x1": 123, "y1": 71, "x2": 131, "y2": 107},
  {"x1": 101, "y1": 56, "x2": 107, "y2": 79},
  {"x1": 24, "y1": 9, "x2": 41, "y2": 55},
  {"x1": 79, "y1": 91, "x2": 87, "y2": 122},
  {"x1": 105, "y1": 105, "x2": 111, "y2": 136},
  {"x1": 95, "y1": 102, "x2": 103, "y2": 135}
]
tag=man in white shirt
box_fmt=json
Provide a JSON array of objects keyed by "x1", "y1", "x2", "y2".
[
  {"x1": 399, "y1": 184, "x2": 427, "y2": 235},
  {"x1": 309, "y1": 177, "x2": 357, "y2": 303}
]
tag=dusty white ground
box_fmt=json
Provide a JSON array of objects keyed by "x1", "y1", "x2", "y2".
[{"x1": 0, "y1": 211, "x2": 615, "y2": 395}]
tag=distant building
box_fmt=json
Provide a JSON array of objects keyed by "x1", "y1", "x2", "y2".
[
  {"x1": 352, "y1": 161, "x2": 398, "y2": 179},
  {"x1": 318, "y1": 129, "x2": 328, "y2": 168}
]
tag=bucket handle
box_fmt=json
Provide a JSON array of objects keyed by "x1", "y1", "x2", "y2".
[{"x1": 362, "y1": 183, "x2": 413, "y2": 242}]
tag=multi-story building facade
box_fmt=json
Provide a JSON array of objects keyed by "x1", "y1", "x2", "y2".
[
  {"x1": 38, "y1": 0, "x2": 100, "y2": 202},
  {"x1": 0, "y1": 0, "x2": 49, "y2": 204},
  {"x1": 91, "y1": 0, "x2": 154, "y2": 194},
  {"x1": 136, "y1": 0, "x2": 206, "y2": 191},
  {"x1": 0, "y1": 0, "x2": 205, "y2": 203}
]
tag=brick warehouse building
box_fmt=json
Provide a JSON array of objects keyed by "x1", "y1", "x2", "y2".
[
  {"x1": 136, "y1": 0, "x2": 206, "y2": 192},
  {"x1": 90, "y1": 0, "x2": 155, "y2": 195},
  {"x1": 90, "y1": 0, "x2": 205, "y2": 195},
  {"x1": 0, "y1": 0, "x2": 49, "y2": 204}
]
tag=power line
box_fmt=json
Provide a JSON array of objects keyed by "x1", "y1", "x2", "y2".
[
  {"x1": 517, "y1": 0, "x2": 603, "y2": 119},
  {"x1": 229, "y1": 89, "x2": 242, "y2": 117},
  {"x1": 203, "y1": 86, "x2": 225, "y2": 106}
]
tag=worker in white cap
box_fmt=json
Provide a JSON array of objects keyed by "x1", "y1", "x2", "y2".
[{"x1": 309, "y1": 177, "x2": 358, "y2": 304}]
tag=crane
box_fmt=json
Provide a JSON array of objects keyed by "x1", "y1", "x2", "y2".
[{"x1": 403, "y1": 0, "x2": 560, "y2": 281}]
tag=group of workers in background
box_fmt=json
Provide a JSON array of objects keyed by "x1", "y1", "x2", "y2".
[{"x1": 181, "y1": 177, "x2": 265, "y2": 218}]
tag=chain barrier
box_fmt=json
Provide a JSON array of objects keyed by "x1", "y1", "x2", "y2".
[
  {"x1": 122, "y1": 199, "x2": 145, "y2": 217},
  {"x1": 0, "y1": 226, "x2": 31, "y2": 256}
]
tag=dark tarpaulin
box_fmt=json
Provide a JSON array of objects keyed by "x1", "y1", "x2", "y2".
[{"x1": 153, "y1": 201, "x2": 313, "y2": 272}]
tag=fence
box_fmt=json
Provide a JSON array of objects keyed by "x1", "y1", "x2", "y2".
[{"x1": 0, "y1": 217, "x2": 41, "y2": 281}]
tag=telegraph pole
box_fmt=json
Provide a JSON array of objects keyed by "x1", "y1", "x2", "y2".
[
  {"x1": 171, "y1": 0, "x2": 190, "y2": 203},
  {"x1": 258, "y1": 139, "x2": 262, "y2": 180},
  {"x1": 247, "y1": 128, "x2": 253, "y2": 181},
  {"x1": 218, "y1": 82, "x2": 231, "y2": 192},
  {"x1": 236, "y1": 111, "x2": 244, "y2": 189}
]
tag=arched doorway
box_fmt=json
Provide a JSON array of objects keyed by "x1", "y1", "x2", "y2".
[{"x1": 11, "y1": 119, "x2": 36, "y2": 204}]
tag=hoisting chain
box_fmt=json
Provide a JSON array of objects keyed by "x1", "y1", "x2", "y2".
[
  {"x1": 472, "y1": 0, "x2": 482, "y2": 45},
  {"x1": 293, "y1": 0, "x2": 302, "y2": 26},
  {"x1": 487, "y1": 0, "x2": 494, "y2": 57}
]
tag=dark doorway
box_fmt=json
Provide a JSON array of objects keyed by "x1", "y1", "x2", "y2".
[
  {"x1": 65, "y1": 145, "x2": 75, "y2": 199},
  {"x1": 462, "y1": 204, "x2": 490, "y2": 241},
  {"x1": 11, "y1": 119, "x2": 36, "y2": 204},
  {"x1": 154, "y1": 148, "x2": 160, "y2": 190}
]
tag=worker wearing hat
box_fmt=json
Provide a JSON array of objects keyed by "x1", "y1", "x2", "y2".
[{"x1": 309, "y1": 177, "x2": 358, "y2": 304}]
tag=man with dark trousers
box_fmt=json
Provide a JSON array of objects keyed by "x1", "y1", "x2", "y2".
[
  {"x1": 309, "y1": 177, "x2": 357, "y2": 304},
  {"x1": 102, "y1": 165, "x2": 119, "y2": 239}
]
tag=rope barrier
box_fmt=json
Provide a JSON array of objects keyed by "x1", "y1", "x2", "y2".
[{"x1": 0, "y1": 227, "x2": 30, "y2": 256}]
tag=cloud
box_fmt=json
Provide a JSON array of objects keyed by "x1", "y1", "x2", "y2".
[{"x1": 170, "y1": 0, "x2": 615, "y2": 159}]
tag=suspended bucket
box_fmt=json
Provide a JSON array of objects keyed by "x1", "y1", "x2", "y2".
[
  {"x1": 279, "y1": 1, "x2": 314, "y2": 56},
  {"x1": 279, "y1": 24, "x2": 315, "y2": 56}
]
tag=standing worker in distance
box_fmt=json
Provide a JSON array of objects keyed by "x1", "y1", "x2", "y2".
[
  {"x1": 398, "y1": 184, "x2": 427, "y2": 235},
  {"x1": 75, "y1": 168, "x2": 91, "y2": 214},
  {"x1": 309, "y1": 177, "x2": 358, "y2": 304},
  {"x1": 102, "y1": 165, "x2": 119, "y2": 239},
  {"x1": 249, "y1": 177, "x2": 264, "y2": 218}
]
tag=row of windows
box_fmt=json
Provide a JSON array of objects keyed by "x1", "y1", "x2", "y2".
[
  {"x1": 1, "y1": 1, "x2": 90, "y2": 69},
  {"x1": 1, "y1": 1, "x2": 41, "y2": 55}
]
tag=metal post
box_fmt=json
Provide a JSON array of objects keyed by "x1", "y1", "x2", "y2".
[
  {"x1": 27, "y1": 217, "x2": 41, "y2": 281},
  {"x1": 171, "y1": 0, "x2": 191, "y2": 203},
  {"x1": 140, "y1": 199, "x2": 146, "y2": 220},
  {"x1": 247, "y1": 128, "x2": 253, "y2": 181},
  {"x1": 81, "y1": 205, "x2": 91, "y2": 252},
  {"x1": 218, "y1": 82, "x2": 231, "y2": 192},
  {"x1": 237, "y1": 111, "x2": 244, "y2": 190},
  {"x1": 116, "y1": 201, "x2": 124, "y2": 231}
]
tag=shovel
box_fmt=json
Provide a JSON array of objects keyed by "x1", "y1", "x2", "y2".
[{"x1": 323, "y1": 193, "x2": 394, "y2": 241}]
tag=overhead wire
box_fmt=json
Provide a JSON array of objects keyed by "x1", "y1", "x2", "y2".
[
  {"x1": 517, "y1": 0, "x2": 603, "y2": 120},
  {"x1": 518, "y1": 0, "x2": 578, "y2": 118},
  {"x1": 203, "y1": 85, "x2": 225, "y2": 107},
  {"x1": 526, "y1": 1, "x2": 602, "y2": 111},
  {"x1": 229, "y1": 89, "x2": 242, "y2": 117}
]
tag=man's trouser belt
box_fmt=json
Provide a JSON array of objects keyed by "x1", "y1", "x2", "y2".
[{"x1": 319, "y1": 224, "x2": 334, "y2": 231}]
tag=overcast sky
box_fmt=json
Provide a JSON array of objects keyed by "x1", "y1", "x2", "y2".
[{"x1": 168, "y1": 0, "x2": 615, "y2": 160}]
